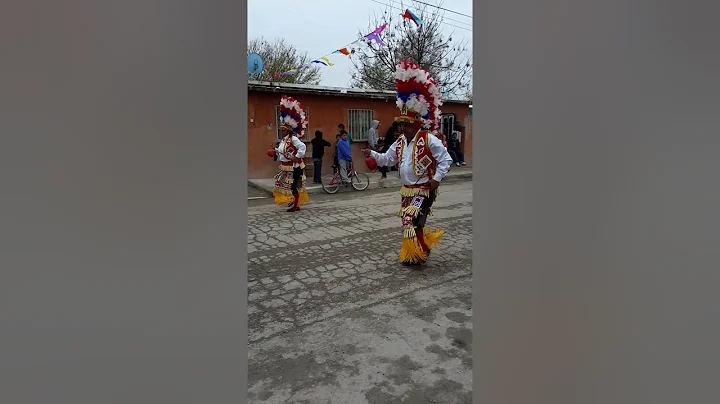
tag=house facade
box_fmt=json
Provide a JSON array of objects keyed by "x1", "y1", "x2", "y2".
[{"x1": 247, "y1": 81, "x2": 472, "y2": 179}]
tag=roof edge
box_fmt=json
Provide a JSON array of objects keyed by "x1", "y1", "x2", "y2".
[{"x1": 247, "y1": 80, "x2": 472, "y2": 104}]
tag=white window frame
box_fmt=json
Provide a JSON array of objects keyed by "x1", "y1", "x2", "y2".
[
  {"x1": 347, "y1": 109, "x2": 374, "y2": 142},
  {"x1": 276, "y1": 105, "x2": 310, "y2": 142}
]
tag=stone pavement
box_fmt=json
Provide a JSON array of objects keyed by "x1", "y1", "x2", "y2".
[
  {"x1": 248, "y1": 166, "x2": 472, "y2": 196},
  {"x1": 248, "y1": 181, "x2": 473, "y2": 404}
]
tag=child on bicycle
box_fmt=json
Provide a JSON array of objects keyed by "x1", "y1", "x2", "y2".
[{"x1": 337, "y1": 131, "x2": 352, "y2": 184}]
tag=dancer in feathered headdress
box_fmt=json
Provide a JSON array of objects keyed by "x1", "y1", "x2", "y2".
[
  {"x1": 271, "y1": 95, "x2": 309, "y2": 212},
  {"x1": 362, "y1": 60, "x2": 453, "y2": 266}
]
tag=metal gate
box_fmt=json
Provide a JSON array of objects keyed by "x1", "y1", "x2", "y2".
[{"x1": 440, "y1": 113, "x2": 456, "y2": 137}]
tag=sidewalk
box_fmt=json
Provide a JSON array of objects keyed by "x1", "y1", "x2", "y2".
[{"x1": 248, "y1": 166, "x2": 472, "y2": 196}]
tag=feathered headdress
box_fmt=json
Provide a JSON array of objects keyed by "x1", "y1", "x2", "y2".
[
  {"x1": 278, "y1": 95, "x2": 307, "y2": 137},
  {"x1": 394, "y1": 60, "x2": 443, "y2": 131}
]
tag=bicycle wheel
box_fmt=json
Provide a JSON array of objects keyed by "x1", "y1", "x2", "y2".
[
  {"x1": 321, "y1": 174, "x2": 340, "y2": 194},
  {"x1": 351, "y1": 172, "x2": 370, "y2": 191}
]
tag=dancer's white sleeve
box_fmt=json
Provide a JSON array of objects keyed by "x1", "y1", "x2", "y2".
[
  {"x1": 370, "y1": 140, "x2": 399, "y2": 167},
  {"x1": 292, "y1": 136, "x2": 306, "y2": 158},
  {"x1": 428, "y1": 135, "x2": 453, "y2": 182}
]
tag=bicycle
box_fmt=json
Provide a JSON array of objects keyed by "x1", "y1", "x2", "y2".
[{"x1": 321, "y1": 160, "x2": 370, "y2": 194}]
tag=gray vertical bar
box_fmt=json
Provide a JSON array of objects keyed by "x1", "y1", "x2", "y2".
[
  {"x1": 0, "y1": 0, "x2": 248, "y2": 402},
  {"x1": 474, "y1": 0, "x2": 720, "y2": 403}
]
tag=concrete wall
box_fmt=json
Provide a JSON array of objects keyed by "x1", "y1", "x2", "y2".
[{"x1": 247, "y1": 90, "x2": 471, "y2": 179}]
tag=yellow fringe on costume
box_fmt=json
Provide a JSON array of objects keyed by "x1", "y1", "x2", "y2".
[
  {"x1": 278, "y1": 162, "x2": 305, "y2": 171},
  {"x1": 397, "y1": 186, "x2": 438, "y2": 217},
  {"x1": 273, "y1": 189, "x2": 309, "y2": 206},
  {"x1": 399, "y1": 227, "x2": 444, "y2": 264},
  {"x1": 399, "y1": 186, "x2": 431, "y2": 198},
  {"x1": 273, "y1": 162, "x2": 309, "y2": 206}
]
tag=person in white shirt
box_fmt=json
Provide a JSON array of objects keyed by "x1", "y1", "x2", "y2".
[
  {"x1": 362, "y1": 60, "x2": 453, "y2": 266},
  {"x1": 273, "y1": 95, "x2": 309, "y2": 212}
]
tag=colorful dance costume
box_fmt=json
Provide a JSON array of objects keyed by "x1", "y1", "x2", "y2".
[
  {"x1": 273, "y1": 95, "x2": 309, "y2": 212},
  {"x1": 369, "y1": 60, "x2": 453, "y2": 265}
]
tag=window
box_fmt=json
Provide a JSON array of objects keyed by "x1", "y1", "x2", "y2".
[
  {"x1": 276, "y1": 105, "x2": 310, "y2": 141},
  {"x1": 440, "y1": 113, "x2": 456, "y2": 137},
  {"x1": 347, "y1": 109, "x2": 374, "y2": 142}
]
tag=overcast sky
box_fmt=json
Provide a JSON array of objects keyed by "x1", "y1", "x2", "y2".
[{"x1": 248, "y1": 0, "x2": 473, "y2": 88}]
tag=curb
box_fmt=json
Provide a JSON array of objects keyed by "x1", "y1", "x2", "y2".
[{"x1": 248, "y1": 171, "x2": 472, "y2": 196}]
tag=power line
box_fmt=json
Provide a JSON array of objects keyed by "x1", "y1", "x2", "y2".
[
  {"x1": 369, "y1": 0, "x2": 472, "y2": 32},
  {"x1": 383, "y1": 0, "x2": 471, "y2": 28},
  {"x1": 409, "y1": 0, "x2": 473, "y2": 19}
]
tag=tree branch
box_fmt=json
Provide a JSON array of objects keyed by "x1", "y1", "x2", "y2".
[{"x1": 349, "y1": 0, "x2": 473, "y2": 99}]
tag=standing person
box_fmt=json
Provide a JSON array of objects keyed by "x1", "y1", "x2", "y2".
[
  {"x1": 378, "y1": 121, "x2": 400, "y2": 180},
  {"x1": 337, "y1": 130, "x2": 352, "y2": 184},
  {"x1": 447, "y1": 132, "x2": 466, "y2": 166},
  {"x1": 367, "y1": 120, "x2": 380, "y2": 151},
  {"x1": 332, "y1": 133, "x2": 341, "y2": 173},
  {"x1": 272, "y1": 95, "x2": 309, "y2": 212},
  {"x1": 310, "y1": 130, "x2": 331, "y2": 183},
  {"x1": 388, "y1": 122, "x2": 401, "y2": 172},
  {"x1": 362, "y1": 60, "x2": 453, "y2": 266}
]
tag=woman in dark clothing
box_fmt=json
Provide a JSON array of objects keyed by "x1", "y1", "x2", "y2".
[
  {"x1": 378, "y1": 121, "x2": 400, "y2": 179},
  {"x1": 447, "y1": 132, "x2": 466, "y2": 166}
]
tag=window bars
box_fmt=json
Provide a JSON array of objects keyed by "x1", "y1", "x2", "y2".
[{"x1": 347, "y1": 109, "x2": 374, "y2": 142}]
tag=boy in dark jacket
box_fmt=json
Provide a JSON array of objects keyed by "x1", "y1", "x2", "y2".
[{"x1": 310, "y1": 130, "x2": 331, "y2": 183}]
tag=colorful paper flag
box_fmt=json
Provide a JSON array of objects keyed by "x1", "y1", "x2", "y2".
[
  {"x1": 335, "y1": 48, "x2": 351, "y2": 56},
  {"x1": 372, "y1": 24, "x2": 388, "y2": 35},
  {"x1": 364, "y1": 33, "x2": 384, "y2": 47},
  {"x1": 312, "y1": 57, "x2": 334, "y2": 67},
  {"x1": 402, "y1": 9, "x2": 422, "y2": 27}
]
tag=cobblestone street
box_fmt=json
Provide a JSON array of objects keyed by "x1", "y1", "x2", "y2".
[{"x1": 248, "y1": 181, "x2": 473, "y2": 404}]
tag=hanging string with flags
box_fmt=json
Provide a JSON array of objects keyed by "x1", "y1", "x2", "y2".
[
  {"x1": 269, "y1": 23, "x2": 389, "y2": 80},
  {"x1": 267, "y1": 6, "x2": 428, "y2": 82}
]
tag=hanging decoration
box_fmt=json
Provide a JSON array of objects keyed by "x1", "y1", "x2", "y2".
[
  {"x1": 275, "y1": 24, "x2": 389, "y2": 78},
  {"x1": 363, "y1": 23, "x2": 388, "y2": 47},
  {"x1": 401, "y1": 9, "x2": 422, "y2": 27},
  {"x1": 312, "y1": 57, "x2": 335, "y2": 66}
]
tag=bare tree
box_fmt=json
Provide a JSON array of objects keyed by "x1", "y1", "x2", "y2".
[
  {"x1": 349, "y1": 1, "x2": 472, "y2": 99},
  {"x1": 248, "y1": 37, "x2": 322, "y2": 85}
]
